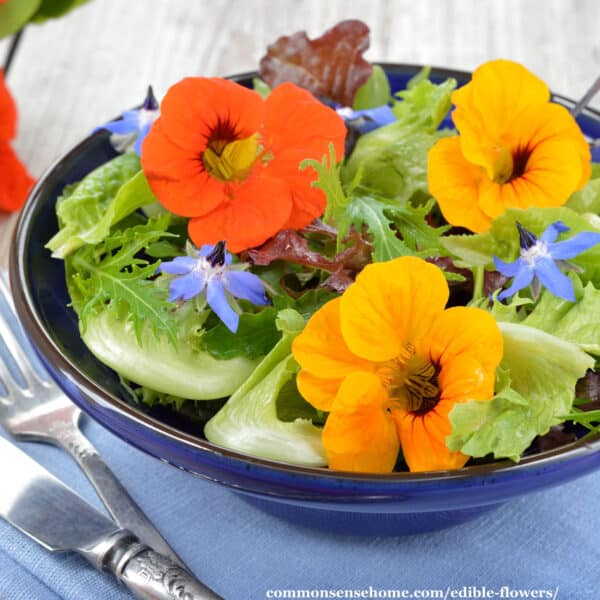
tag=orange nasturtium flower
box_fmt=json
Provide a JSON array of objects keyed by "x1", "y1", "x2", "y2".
[
  {"x1": 0, "y1": 69, "x2": 34, "y2": 212},
  {"x1": 292, "y1": 257, "x2": 503, "y2": 473},
  {"x1": 141, "y1": 78, "x2": 346, "y2": 253},
  {"x1": 428, "y1": 59, "x2": 591, "y2": 233}
]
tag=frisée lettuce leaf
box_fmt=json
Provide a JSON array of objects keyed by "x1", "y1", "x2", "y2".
[{"x1": 68, "y1": 215, "x2": 179, "y2": 346}]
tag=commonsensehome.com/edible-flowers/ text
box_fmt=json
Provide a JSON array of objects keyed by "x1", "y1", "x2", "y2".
[{"x1": 264, "y1": 586, "x2": 560, "y2": 599}]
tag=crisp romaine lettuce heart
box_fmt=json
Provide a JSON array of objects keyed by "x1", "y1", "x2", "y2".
[
  {"x1": 81, "y1": 309, "x2": 260, "y2": 400},
  {"x1": 205, "y1": 309, "x2": 326, "y2": 467}
]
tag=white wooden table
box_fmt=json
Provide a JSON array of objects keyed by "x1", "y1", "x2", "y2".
[{"x1": 1, "y1": 0, "x2": 600, "y2": 268}]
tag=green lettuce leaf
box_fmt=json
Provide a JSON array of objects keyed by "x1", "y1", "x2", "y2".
[
  {"x1": 276, "y1": 376, "x2": 324, "y2": 424},
  {"x1": 46, "y1": 153, "x2": 143, "y2": 258},
  {"x1": 447, "y1": 321, "x2": 594, "y2": 461},
  {"x1": 201, "y1": 308, "x2": 280, "y2": 360},
  {"x1": 443, "y1": 206, "x2": 600, "y2": 284},
  {"x1": 252, "y1": 77, "x2": 271, "y2": 99},
  {"x1": 337, "y1": 195, "x2": 451, "y2": 263},
  {"x1": 471, "y1": 292, "x2": 531, "y2": 324},
  {"x1": 566, "y1": 163, "x2": 600, "y2": 215},
  {"x1": 343, "y1": 69, "x2": 455, "y2": 203},
  {"x1": 353, "y1": 65, "x2": 392, "y2": 110},
  {"x1": 392, "y1": 71, "x2": 456, "y2": 132},
  {"x1": 204, "y1": 309, "x2": 326, "y2": 466},
  {"x1": 342, "y1": 122, "x2": 449, "y2": 203},
  {"x1": 80, "y1": 306, "x2": 260, "y2": 401},
  {"x1": 338, "y1": 195, "x2": 412, "y2": 261},
  {"x1": 300, "y1": 143, "x2": 348, "y2": 228},
  {"x1": 69, "y1": 215, "x2": 178, "y2": 345},
  {"x1": 521, "y1": 281, "x2": 600, "y2": 355}
]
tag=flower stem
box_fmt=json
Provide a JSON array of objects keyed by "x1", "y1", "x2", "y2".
[
  {"x1": 3, "y1": 28, "x2": 24, "y2": 77},
  {"x1": 472, "y1": 265, "x2": 485, "y2": 301}
]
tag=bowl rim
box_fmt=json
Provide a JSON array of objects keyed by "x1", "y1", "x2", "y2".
[{"x1": 10, "y1": 62, "x2": 600, "y2": 486}]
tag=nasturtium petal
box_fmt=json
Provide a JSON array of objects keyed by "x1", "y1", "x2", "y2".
[
  {"x1": 428, "y1": 306, "x2": 503, "y2": 377},
  {"x1": 0, "y1": 70, "x2": 17, "y2": 142},
  {"x1": 437, "y1": 354, "x2": 495, "y2": 403},
  {"x1": 264, "y1": 83, "x2": 346, "y2": 229},
  {"x1": 160, "y1": 77, "x2": 264, "y2": 153},
  {"x1": 452, "y1": 59, "x2": 549, "y2": 155},
  {"x1": 323, "y1": 372, "x2": 399, "y2": 473},
  {"x1": 187, "y1": 175, "x2": 291, "y2": 253},
  {"x1": 142, "y1": 120, "x2": 226, "y2": 219},
  {"x1": 393, "y1": 406, "x2": 469, "y2": 472},
  {"x1": 292, "y1": 297, "x2": 373, "y2": 380},
  {"x1": 430, "y1": 59, "x2": 589, "y2": 233},
  {"x1": 296, "y1": 370, "x2": 344, "y2": 412},
  {"x1": 340, "y1": 256, "x2": 449, "y2": 362},
  {"x1": 427, "y1": 137, "x2": 491, "y2": 233},
  {"x1": 0, "y1": 142, "x2": 35, "y2": 212}
]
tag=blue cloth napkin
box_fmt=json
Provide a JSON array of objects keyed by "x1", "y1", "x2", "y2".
[{"x1": 1, "y1": 422, "x2": 600, "y2": 600}]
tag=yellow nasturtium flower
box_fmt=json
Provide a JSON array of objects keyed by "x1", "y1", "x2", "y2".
[
  {"x1": 428, "y1": 59, "x2": 591, "y2": 233},
  {"x1": 292, "y1": 257, "x2": 503, "y2": 473}
]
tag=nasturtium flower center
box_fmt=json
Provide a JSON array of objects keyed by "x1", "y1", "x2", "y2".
[
  {"x1": 490, "y1": 144, "x2": 531, "y2": 184},
  {"x1": 376, "y1": 344, "x2": 440, "y2": 415},
  {"x1": 202, "y1": 133, "x2": 260, "y2": 183},
  {"x1": 490, "y1": 145, "x2": 514, "y2": 184}
]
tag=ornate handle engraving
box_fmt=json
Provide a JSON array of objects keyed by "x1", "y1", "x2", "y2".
[
  {"x1": 119, "y1": 547, "x2": 222, "y2": 600},
  {"x1": 86, "y1": 531, "x2": 222, "y2": 600}
]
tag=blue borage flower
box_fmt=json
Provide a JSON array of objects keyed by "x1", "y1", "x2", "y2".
[
  {"x1": 335, "y1": 104, "x2": 396, "y2": 134},
  {"x1": 96, "y1": 86, "x2": 159, "y2": 155},
  {"x1": 494, "y1": 221, "x2": 600, "y2": 302},
  {"x1": 158, "y1": 241, "x2": 269, "y2": 333}
]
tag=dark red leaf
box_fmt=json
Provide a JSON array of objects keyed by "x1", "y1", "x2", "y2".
[
  {"x1": 248, "y1": 227, "x2": 373, "y2": 292},
  {"x1": 249, "y1": 229, "x2": 334, "y2": 270},
  {"x1": 576, "y1": 370, "x2": 600, "y2": 406},
  {"x1": 259, "y1": 20, "x2": 373, "y2": 106},
  {"x1": 322, "y1": 267, "x2": 354, "y2": 293}
]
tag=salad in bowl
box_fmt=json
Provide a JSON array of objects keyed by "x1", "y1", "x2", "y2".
[{"x1": 40, "y1": 20, "x2": 600, "y2": 478}]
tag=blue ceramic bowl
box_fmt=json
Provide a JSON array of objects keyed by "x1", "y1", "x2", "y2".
[{"x1": 10, "y1": 64, "x2": 600, "y2": 536}]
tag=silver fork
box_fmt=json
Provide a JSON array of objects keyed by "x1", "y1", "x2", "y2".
[{"x1": 0, "y1": 271, "x2": 186, "y2": 569}]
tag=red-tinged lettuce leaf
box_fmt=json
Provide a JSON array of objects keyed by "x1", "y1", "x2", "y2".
[
  {"x1": 576, "y1": 370, "x2": 600, "y2": 406},
  {"x1": 248, "y1": 228, "x2": 372, "y2": 292},
  {"x1": 259, "y1": 19, "x2": 372, "y2": 106}
]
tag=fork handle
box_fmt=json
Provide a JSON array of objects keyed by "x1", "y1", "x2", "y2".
[
  {"x1": 85, "y1": 530, "x2": 222, "y2": 600},
  {"x1": 57, "y1": 426, "x2": 185, "y2": 568}
]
